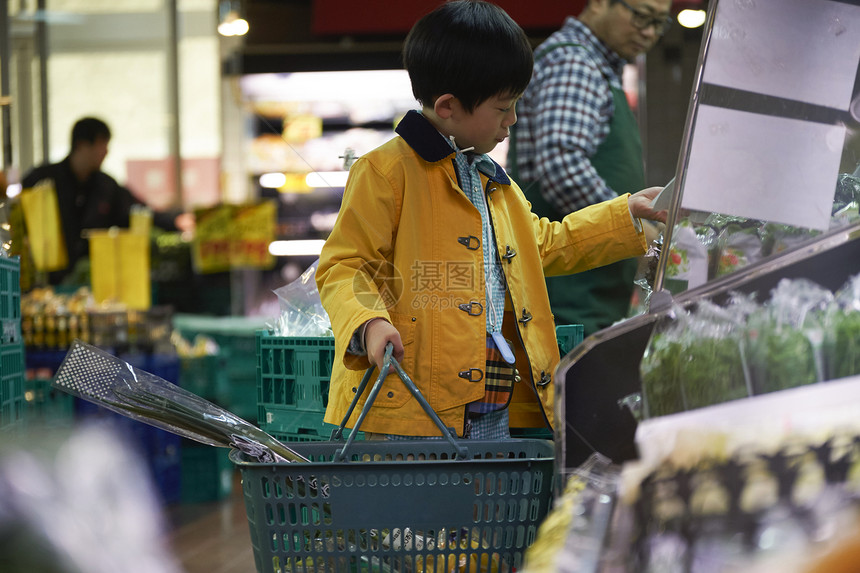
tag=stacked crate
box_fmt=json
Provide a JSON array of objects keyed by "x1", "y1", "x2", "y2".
[
  {"x1": 0, "y1": 257, "x2": 24, "y2": 434},
  {"x1": 172, "y1": 314, "x2": 269, "y2": 423},
  {"x1": 256, "y1": 330, "x2": 350, "y2": 442},
  {"x1": 256, "y1": 325, "x2": 586, "y2": 443},
  {"x1": 177, "y1": 353, "x2": 234, "y2": 503}
]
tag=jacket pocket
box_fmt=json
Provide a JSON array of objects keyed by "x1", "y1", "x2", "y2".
[{"x1": 362, "y1": 311, "x2": 416, "y2": 409}]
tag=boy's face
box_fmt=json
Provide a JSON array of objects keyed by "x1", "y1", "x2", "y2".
[{"x1": 448, "y1": 94, "x2": 519, "y2": 155}]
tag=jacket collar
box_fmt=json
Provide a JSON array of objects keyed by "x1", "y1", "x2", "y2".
[{"x1": 395, "y1": 110, "x2": 511, "y2": 185}]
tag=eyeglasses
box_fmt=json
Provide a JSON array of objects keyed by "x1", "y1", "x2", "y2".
[{"x1": 615, "y1": 0, "x2": 673, "y2": 35}]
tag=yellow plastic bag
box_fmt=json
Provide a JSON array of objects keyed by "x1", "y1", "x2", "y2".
[{"x1": 19, "y1": 179, "x2": 68, "y2": 271}]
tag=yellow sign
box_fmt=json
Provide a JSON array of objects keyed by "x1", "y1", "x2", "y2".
[{"x1": 192, "y1": 201, "x2": 276, "y2": 274}]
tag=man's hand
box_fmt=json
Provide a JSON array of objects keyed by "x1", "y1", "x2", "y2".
[
  {"x1": 628, "y1": 186, "x2": 668, "y2": 224},
  {"x1": 364, "y1": 318, "x2": 404, "y2": 373}
]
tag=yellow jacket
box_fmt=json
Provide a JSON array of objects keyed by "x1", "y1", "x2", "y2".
[{"x1": 317, "y1": 111, "x2": 646, "y2": 437}]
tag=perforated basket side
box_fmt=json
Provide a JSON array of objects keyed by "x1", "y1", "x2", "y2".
[{"x1": 231, "y1": 439, "x2": 554, "y2": 573}]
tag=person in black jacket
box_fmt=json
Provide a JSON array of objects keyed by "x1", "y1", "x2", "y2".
[{"x1": 21, "y1": 117, "x2": 189, "y2": 285}]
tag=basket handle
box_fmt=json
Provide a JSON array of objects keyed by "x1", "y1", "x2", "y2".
[{"x1": 332, "y1": 343, "x2": 469, "y2": 461}]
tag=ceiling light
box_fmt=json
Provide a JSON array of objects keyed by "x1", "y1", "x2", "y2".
[
  {"x1": 218, "y1": 11, "x2": 249, "y2": 36},
  {"x1": 218, "y1": 1, "x2": 248, "y2": 37},
  {"x1": 678, "y1": 9, "x2": 707, "y2": 28},
  {"x1": 259, "y1": 173, "x2": 286, "y2": 188}
]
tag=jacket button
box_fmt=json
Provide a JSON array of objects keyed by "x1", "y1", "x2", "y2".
[
  {"x1": 502, "y1": 245, "x2": 517, "y2": 263},
  {"x1": 518, "y1": 308, "x2": 532, "y2": 323},
  {"x1": 514, "y1": 369, "x2": 521, "y2": 383},
  {"x1": 458, "y1": 301, "x2": 484, "y2": 316},
  {"x1": 387, "y1": 391, "x2": 394, "y2": 398},
  {"x1": 457, "y1": 235, "x2": 480, "y2": 250},
  {"x1": 537, "y1": 371, "x2": 551, "y2": 387},
  {"x1": 458, "y1": 368, "x2": 484, "y2": 382},
  {"x1": 352, "y1": 387, "x2": 357, "y2": 393}
]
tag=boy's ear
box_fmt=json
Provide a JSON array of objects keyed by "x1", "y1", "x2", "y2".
[{"x1": 433, "y1": 93, "x2": 457, "y2": 120}]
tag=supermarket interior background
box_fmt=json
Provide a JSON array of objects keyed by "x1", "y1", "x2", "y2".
[{"x1": 18, "y1": 1, "x2": 860, "y2": 573}]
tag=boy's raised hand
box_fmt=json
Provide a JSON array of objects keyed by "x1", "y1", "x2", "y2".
[
  {"x1": 628, "y1": 186, "x2": 668, "y2": 224},
  {"x1": 365, "y1": 318, "x2": 405, "y2": 373}
]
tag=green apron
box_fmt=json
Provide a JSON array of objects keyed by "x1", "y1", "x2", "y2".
[{"x1": 513, "y1": 44, "x2": 645, "y2": 336}]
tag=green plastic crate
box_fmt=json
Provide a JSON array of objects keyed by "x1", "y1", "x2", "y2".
[
  {"x1": 172, "y1": 314, "x2": 269, "y2": 423},
  {"x1": 256, "y1": 331, "x2": 355, "y2": 441},
  {"x1": 556, "y1": 324, "x2": 584, "y2": 356},
  {"x1": 0, "y1": 342, "x2": 25, "y2": 432},
  {"x1": 24, "y1": 377, "x2": 75, "y2": 428},
  {"x1": 179, "y1": 354, "x2": 230, "y2": 405},
  {"x1": 0, "y1": 257, "x2": 21, "y2": 345},
  {"x1": 180, "y1": 440, "x2": 235, "y2": 504}
]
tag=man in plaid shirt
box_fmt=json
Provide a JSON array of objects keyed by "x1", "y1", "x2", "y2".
[{"x1": 511, "y1": 0, "x2": 672, "y2": 336}]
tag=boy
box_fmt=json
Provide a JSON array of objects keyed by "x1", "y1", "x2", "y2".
[{"x1": 316, "y1": 0, "x2": 666, "y2": 440}]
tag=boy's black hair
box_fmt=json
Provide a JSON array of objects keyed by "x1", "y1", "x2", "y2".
[
  {"x1": 71, "y1": 117, "x2": 111, "y2": 149},
  {"x1": 403, "y1": 1, "x2": 533, "y2": 113}
]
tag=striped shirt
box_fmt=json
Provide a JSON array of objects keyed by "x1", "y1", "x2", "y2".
[{"x1": 516, "y1": 17, "x2": 628, "y2": 213}]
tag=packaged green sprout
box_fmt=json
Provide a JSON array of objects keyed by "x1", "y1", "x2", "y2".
[
  {"x1": 744, "y1": 279, "x2": 831, "y2": 394},
  {"x1": 640, "y1": 308, "x2": 688, "y2": 418},
  {"x1": 676, "y1": 299, "x2": 750, "y2": 410},
  {"x1": 825, "y1": 273, "x2": 860, "y2": 380},
  {"x1": 641, "y1": 300, "x2": 751, "y2": 418}
]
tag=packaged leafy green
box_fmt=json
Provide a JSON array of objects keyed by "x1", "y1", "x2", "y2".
[
  {"x1": 824, "y1": 273, "x2": 860, "y2": 380},
  {"x1": 826, "y1": 310, "x2": 860, "y2": 380},
  {"x1": 702, "y1": 215, "x2": 764, "y2": 279},
  {"x1": 831, "y1": 173, "x2": 860, "y2": 223},
  {"x1": 759, "y1": 223, "x2": 820, "y2": 258},
  {"x1": 677, "y1": 300, "x2": 750, "y2": 410},
  {"x1": 663, "y1": 220, "x2": 711, "y2": 290},
  {"x1": 641, "y1": 329, "x2": 686, "y2": 418},
  {"x1": 745, "y1": 279, "x2": 831, "y2": 394}
]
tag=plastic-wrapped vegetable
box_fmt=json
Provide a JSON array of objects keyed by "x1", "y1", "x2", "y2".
[
  {"x1": 745, "y1": 279, "x2": 831, "y2": 394},
  {"x1": 830, "y1": 173, "x2": 860, "y2": 226},
  {"x1": 703, "y1": 215, "x2": 763, "y2": 279},
  {"x1": 677, "y1": 300, "x2": 750, "y2": 410},
  {"x1": 825, "y1": 273, "x2": 860, "y2": 380},
  {"x1": 641, "y1": 300, "x2": 750, "y2": 417},
  {"x1": 759, "y1": 223, "x2": 820, "y2": 258},
  {"x1": 641, "y1": 309, "x2": 688, "y2": 417}
]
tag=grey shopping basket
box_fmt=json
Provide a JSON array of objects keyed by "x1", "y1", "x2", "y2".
[{"x1": 231, "y1": 345, "x2": 555, "y2": 573}]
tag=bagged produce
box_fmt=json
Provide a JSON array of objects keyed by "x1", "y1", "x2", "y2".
[
  {"x1": 824, "y1": 273, "x2": 860, "y2": 381},
  {"x1": 641, "y1": 305, "x2": 689, "y2": 417},
  {"x1": 642, "y1": 300, "x2": 750, "y2": 417},
  {"x1": 744, "y1": 279, "x2": 831, "y2": 395}
]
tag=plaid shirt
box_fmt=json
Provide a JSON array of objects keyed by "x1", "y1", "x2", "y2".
[
  {"x1": 451, "y1": 143, "x2": 507, "y2": 335},
  {"x1": 516, "y1": 17, "x2": 628, "y2": 213}
]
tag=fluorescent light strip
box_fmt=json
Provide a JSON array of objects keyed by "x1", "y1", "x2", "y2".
[
  {"x1": 268, "y1": 239, "x2": 326, "y2": 257},
  {"x1": 259, "y1": 172, "x2": 287, "y2": 188},
  {"x1": 306, "y1": 171, "x2": 349, "y2": 188}
]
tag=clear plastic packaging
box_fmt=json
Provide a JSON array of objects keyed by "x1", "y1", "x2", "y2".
[{"x1": 272, "y1": 259, "x2": 333, "y2": 337}]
